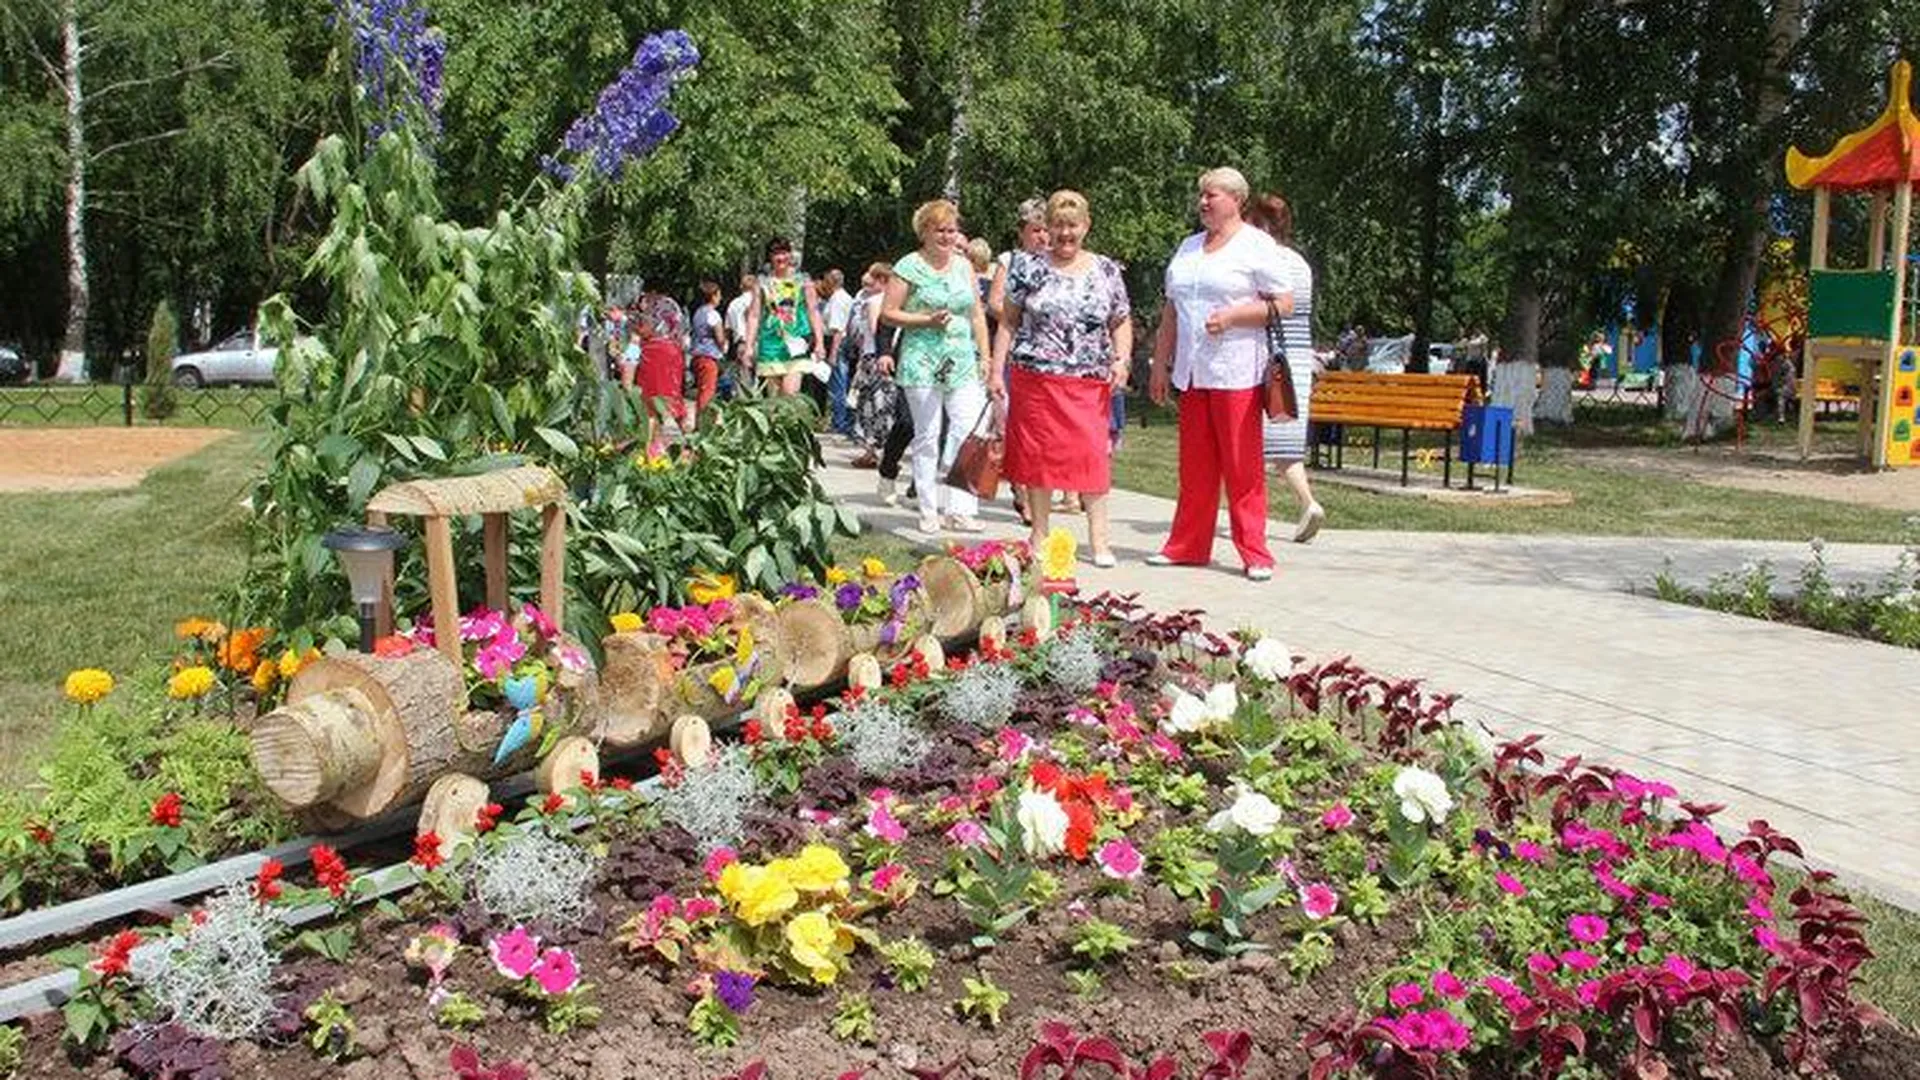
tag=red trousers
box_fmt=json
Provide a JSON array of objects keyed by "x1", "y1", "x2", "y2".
[{"x1": 1161, "y1": 386, "x2": 1274, "y2": 569}]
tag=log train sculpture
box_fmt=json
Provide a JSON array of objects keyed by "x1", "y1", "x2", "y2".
[{"x1": 246, "y1": 466, "x2": 1037, "y2": 853}]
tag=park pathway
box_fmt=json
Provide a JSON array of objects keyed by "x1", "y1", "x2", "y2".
[{"x1": 814, "y1": 444, "x2": 1920, "y2": 909}]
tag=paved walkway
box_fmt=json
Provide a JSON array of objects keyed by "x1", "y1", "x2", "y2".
[{"x1": 815, "y1": 445, "x2": 1920, "y2": 909}]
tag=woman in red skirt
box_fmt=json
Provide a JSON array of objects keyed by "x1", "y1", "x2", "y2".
[
  {"x1": 636, "y1": 314, "x2": 685, "y2": 454},
  {"x1": 989, "y1": 190, "x2": 1133, "y2": 567}
]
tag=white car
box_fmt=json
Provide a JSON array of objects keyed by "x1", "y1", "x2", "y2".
[{"x1": 171, "y1": 330, "x2": 278, "y2": 388}]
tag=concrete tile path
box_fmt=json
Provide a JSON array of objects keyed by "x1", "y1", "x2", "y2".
[{"x1": 815, "y1": 444, "x2": 1920, "y2": 909}]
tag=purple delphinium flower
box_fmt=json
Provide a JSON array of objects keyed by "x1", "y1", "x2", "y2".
[
  {"x1": 553, "y1": 30, "x2": 698, "y2": 181},
  {"x1": 888, "y1": 573, "x2": 921, "y2": 612},
  {"x1": 877, "y1": 617, "x2": 902, "y2": 646},
  {"x1": 713, "y1": 970, "x2": 754, "y2": 1014},
  {"x1": 332, "y1": 0, "x2": 443, "y2": 142},
  {"x1": 835, "y1": 583, "x2": 867, "y2": 612},
  {"x1": 780, "y1": 582, "x2": 821, "y2": 601}
]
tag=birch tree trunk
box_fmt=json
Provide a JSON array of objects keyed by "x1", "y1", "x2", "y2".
[
  {"x1": 56, "y1": 0, "x2": 90, "y2": 383},
  {"x1": 940, "y1": 0, "x2": 986, "y2": 204}
]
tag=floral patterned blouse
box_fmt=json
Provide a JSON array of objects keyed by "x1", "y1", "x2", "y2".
[{"x1": 1004, "y1": 252, "x2": 1131, "y2": 379}]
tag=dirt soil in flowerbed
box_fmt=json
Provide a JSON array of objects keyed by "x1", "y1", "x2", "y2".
[{"x1": 12, "y1": 609, "x2": 1920, "y2": 1079}]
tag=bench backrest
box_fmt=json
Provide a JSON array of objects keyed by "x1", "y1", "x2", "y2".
[{"x1": 1309, "y1": 372, "x2": 1478, "y2": 430}]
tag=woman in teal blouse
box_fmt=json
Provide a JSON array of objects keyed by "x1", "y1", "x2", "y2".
[{"x1": 879, "y1": 198, "x2": 993, "y2": 535}]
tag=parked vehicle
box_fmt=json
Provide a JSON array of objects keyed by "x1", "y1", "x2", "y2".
[
  {"x1": 171, "y1": 330, "x2": 278, "y2": 388},
  {"x1": 1426, "y1": 342, "x2": 1456, "y2": 373},
  {"x1": 0, "y1": 345, "x2": 26, "y2": 385}
]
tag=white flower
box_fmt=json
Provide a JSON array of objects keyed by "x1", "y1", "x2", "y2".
[
  {"x1": 1164, "y1": 682, "x2": 1238, "y2": 735},
  {"x1": 1241, "y1": 637, "x2": 1293, "y2": 682},
  {"x1": 1016, "y1": 788, "x2": 1070, "y2": 859},
  {"x1": 1206, "y1": 785, "x2": 1283, "y2": 837},
  {"x1": 1392, "y1": 766, "x2": 1454, "y2": 825}
]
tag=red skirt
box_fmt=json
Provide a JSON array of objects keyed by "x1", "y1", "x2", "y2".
[
  {"x1": 1003, "y1": 364, "x2": 1112, "y2": 492},
  {"x1": 639, "y1": 340, "x2": 684, "y2": 398}
]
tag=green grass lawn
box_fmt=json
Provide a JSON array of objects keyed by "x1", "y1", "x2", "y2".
[
  {"x1": 1111, "y1": 401, "x2": 1914, "y2": 543},
  {"x1": 0, "y1": 433, "x2": 259, "y2": 786}
]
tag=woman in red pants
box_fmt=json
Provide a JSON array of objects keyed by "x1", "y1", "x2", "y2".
[{"x1": 1147, "y1": 167, "x2": 1302, "y2": 581}]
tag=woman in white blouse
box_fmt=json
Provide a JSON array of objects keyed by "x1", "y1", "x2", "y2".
[{"x1": 1147, "y1": 167, "x2": 1299, "y2": 580}]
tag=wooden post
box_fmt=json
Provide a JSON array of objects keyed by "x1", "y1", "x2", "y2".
[
  {"x1": 539, "y1": 503, "x2": 565, "y2": 628},
  {"x1": 367, "y1": 510, "x2": 396, "y2": 638},
  {"x1": 1880, "y1": 182, "x2": 1912, "y2": 469},
  {"x1": 1799, "y1": 187, "x2": 1831, "y2": 460},
  {"x1": 423, "y1": 514, "x2": 461, "y2": 667},
  {"x1": 482, "y1": 512, "x2": 509, "y2": 613},
  {"x1": 1869, "y1": 190, "x2": 1889, "y2": 270}
]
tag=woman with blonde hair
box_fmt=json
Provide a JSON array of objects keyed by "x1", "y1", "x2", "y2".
[
  {"x1": 881, "y1": 199, "x2": 993, "y2": 534},
  {"x1": 1147, "y1": 167, "x2": 1301, "y2": 579},
  {"x1": 1245, "y1": 191, "x2": 1323, "y2": 543},
  {"x1": 990, "y1": 190, "x2": 1132, "y2": 565}
]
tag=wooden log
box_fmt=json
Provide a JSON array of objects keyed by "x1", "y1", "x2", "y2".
[
  {"x1": 249, "y1": 648, "x2": 597, "y2": 820},
  {"x1": 670, "y1": 715, "x2": 712, "y2": 768},
  {"x1": 776, "y1": 596, "x2": 854, "y2": 690},
  {"x1": 753, "y1": 687, "x2": 796, "y2": 728},
  {"x1": 846, "y1": 653, "x2": 883, "y2": 693},
  {"x1": 535, "y1": 736, "x2": 600, "y2": 798},
  {"x1": 418, "y1": 773, "x2": 490, "y2": 849},
  {"x1": 916, "y1": 554, "x2": 982, "y2": 640},
  {"x1": 482, "y1": 513, "x2": 510, "y2": 612},
  {"x1": 595, "y1": 632, "x2": 676, "y2": 747},
  {"x1": 1021, "y1": 594, "x2": 1054, "y2": 643},
  {"x1": 539, "y1": 503, "x2": 566, "y2": 629},
  {"x1": 978, "y1": 615, "x2": 1007, "y2": 653},
  {"x1": 423, "y1": 516, "x2": 461, "y2": 669}
]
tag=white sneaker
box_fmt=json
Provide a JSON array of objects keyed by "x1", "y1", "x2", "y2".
[
  {"x1": 1246, "y1": 565, "x2": 1274, "y2": 581},
  {"x1": 1091, "y1": 550, "x2": 1117, "y2": 568},
  {"x1": 878, "y1": 476, "x2": 897, "y2": 505},
  {"x1": 1144, "y1": 553, "x2": 1175, "y2": 567},
  {"x1": 1294, "y1": 503, "x2": 1325, "y2": 544}
]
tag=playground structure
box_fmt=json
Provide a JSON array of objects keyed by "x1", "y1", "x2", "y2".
[{"x1": 1785, "y1": 60, "x2": 1920, "y2": 468}]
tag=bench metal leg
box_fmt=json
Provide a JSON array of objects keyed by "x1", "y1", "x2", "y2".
[
  {"x1": 1443, "y1": 430, "x2": 1452, "y2": 488},
  {"x1": 1400, "y1": 428, "x2": 1410, "y2": 486},
  {"x1": 1372, "y1": 427, "x2": 1382, "y2": 470},
  {"x1": 1504, "y1": 427, "x2": 1516, "y2": 488}
]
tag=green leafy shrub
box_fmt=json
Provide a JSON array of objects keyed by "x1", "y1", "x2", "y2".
[{"x1": 143, "y1": 300, "x2": 179, "y2": 420}]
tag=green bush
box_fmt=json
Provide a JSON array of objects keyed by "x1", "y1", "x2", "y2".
[{"x1": 142, "y1": 301, "x2": 179, "y2": 420}]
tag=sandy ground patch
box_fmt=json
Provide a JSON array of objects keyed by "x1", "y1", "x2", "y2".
[
  {"x1": 0, "y1": 427, "x2": 235, "y2": 492},
  {"x1": 1586, "y1": 445, "x2": 1920, "y2": 513}
]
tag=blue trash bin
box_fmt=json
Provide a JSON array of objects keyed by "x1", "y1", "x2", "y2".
[{"x1": 1460, "y1": 405, "x2": 1514, "y2": 489}]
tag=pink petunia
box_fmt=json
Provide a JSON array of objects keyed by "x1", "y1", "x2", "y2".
[
  {"x1": 521, "y1": 603, "x2": 558, "y2": 640},
  {"x1": 1483, "y1": 975, "x2": 1523, "y2": 1002},
  {"x1": 1513, "y1": 840, "x2": 1547, "y2": 864},
  {"x1": 1593, "y1": 860, "x2": 1637, "y2": 901},
  {"x1": 1388, "y1": 982, "x2": 1424, "y2": 1009},
  {"x1": 1558, "y1": 949, "x2": 1600, "y2": 972},
  {"x1": 1300, "y1": 882, "x2": 1339, "y2": 920},
  {"x1": 1644, "y1": 891, "x2": 1672, "y2": 909},
  {"x1": 1663, "y1": 954, "x2": 1698, "y2": 983},
  {"x1": 531, "y1": 947, "x2": 580, "y2": 996},
  {"x1": 1432, "y1": 970, "x2": 1468, "y2": 1000},
  {"x1": 997, "y1": 727, "x2": 1035, "y2": 762},
  {"x1": 1148, "y1": 732, "x2": 1184, "y2": 760},
  {"x1": 1567, "y1": 914, "x2": 1610, "y2": 944},
  {"x1": 1755, "y1": 925, "x2": 1782, "y2": 953},
  {"x1": 682, "y1": 896, "x2": 720, "y2": 921},
  {"x1": 871, "y1": 863, "x2": 905, "y2": 893},
  {"x1": 489, "y1": 926, "x2": 542, "y2": 980},
  {"x1": 1577, "y1": 980, "x2": 1601, "y2": 1007},
  {"x1": 1746, "y1": 895, "x2": 1773, "y2": 921},
  {"x1": 1526, "y1": 953, "x2": 1558, "y2": 976},
  {"x1": 1494, "y1": 871, "x2": 1527, "y2": 897},
  {"x1": 1321, "y1": 803, "x2": 1355, "y2": 831},
  {"x1": 1729, "y1": 854, "x2": 1773, "y2": 891},
  {"x1": 1097, "y1": 839, "x2": 1144, "y2": 881},
  {"x1": 866, "y1": 803, "x2": 908, "y2": 845},
  {"x1": 704, "y1": 847, "x2": 739, "y2": 884},
  {"x1": 945, "y1": 820, "x2": 987, "y2": 848}
]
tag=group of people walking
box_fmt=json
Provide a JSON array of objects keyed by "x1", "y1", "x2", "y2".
[{"x1": 618, "y1": 164, "x2": 1326, "y2": 581}]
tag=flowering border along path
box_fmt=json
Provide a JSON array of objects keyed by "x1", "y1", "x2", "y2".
[{"x1": 9, "y1": 566, "x2": 1912, "y2": 1080}]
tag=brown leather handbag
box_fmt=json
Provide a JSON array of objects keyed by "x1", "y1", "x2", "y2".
[
  {"x1": 945, "y1": 406, "x2": 1004, "y2": 499},
  {"x1": 1264, "y1": 299, "x2": 1299, "y2": 422}
]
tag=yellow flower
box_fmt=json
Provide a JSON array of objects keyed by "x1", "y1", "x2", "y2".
[
  {"x1": 717, "y1": 862, "x2": 798, "y2": 927},
  {"x1": 276, "y1": 647, "x2": 319, "y2": 680},
  {"x1": 824, "y1": 566, "x2": 851, "y2": 586},
  {"x1": 689, "y1": 572, "x2": 737, "y2": 605},
  {"x1": 860, "y1": 557, "x2": 887, "y2": 580},
  {"x1": 1040, "y1": 527, "x2": 1077, "y2": 580},
  {"x1": 784, "y1": 910, "x2": 853, "y2": 985},
  {"x1": 252, "y1": 662, "x2": 278, "y2": 694},
  {"x1": 167, "y1": 665, "x2": 217, "y2": 700},
  {"x1": 63, "y1": 668, "x2": 114, "y2": 705},
  {"x1": 609, "y1": 612, "x2": 644, "y2": 634},
  {"x1": 706, "y1": 665, "x2": 740, "y2": 702},
  {"x1": 734, "y1": 624, "x2": 756, "y2": 665},
  {"x1": 774, "y1": 843, "x2": 851, "y2": 894}
]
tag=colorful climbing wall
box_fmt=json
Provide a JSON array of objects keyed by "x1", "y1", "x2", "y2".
[{"x1": 1889, "y1": 346, "x2": 1920, "y2": 466}]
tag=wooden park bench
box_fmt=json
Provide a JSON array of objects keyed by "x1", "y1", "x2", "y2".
[{"x1": 1308, "y1": 371, "x2": 1485, "y2": 487}]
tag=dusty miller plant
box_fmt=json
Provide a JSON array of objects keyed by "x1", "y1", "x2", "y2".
[
  {"x1": 1044, "y1": 631, "x2": 1107, "y2": 696},
  {"x1": 939, "y1": 664, "x2": 1022, "y2": 729},
  {"x1": 655, "y1": 747, "x2": 763, "y2": 852},
  {"x1": 132, "y1": 883, "x2": 281, "y2": 1040},
  {"x1": 837, "y1": 699, "x2": 929, "y2": 778},
  {"x1": 468, "y1": 825, "x2": 601, "y2": 928}
]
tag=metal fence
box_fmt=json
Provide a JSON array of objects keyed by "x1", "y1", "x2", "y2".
[{"x1": 0, "y1": 384, "x2": 276, "y2": 428}]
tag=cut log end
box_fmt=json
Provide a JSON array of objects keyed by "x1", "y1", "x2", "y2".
[
  {"x1": 419, "y1": 773, "x2": 491, "y2": 849},
  {"x1": 1021, "y1": 595, "x2": 1054, "y2": 643},
  {"x1": 536, "y1": 736, "x2": 601, "y2": 797},
  {"x1": 596, "y1": 632, "x2": 675, "y2": 748},
  {"x1": 670, "y1": 715, "x2": 713, "y2": 768},
  {"x1": 777, "y1": 598, "x2": 853, "y2": 690},
  {"x1": 754, "y1": 687, "x2": 796, "y2": 728},
  {"x1": 249, "y1": 690, "x2": 382, "y2": 810},
  {"x1": 846, "y1": 653, "x2": 884, "y2": 693},
  {"x1": 978, "y1": 616, "x2": 1008, "y2": 653},
  {"x1": 917, "y1": 554, "x2": 981, "y2": 639},
  {"x1": 912, "y1": 634, "x2": 946, "y2": 673}
]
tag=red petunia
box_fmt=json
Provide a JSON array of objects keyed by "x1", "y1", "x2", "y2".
[
  {"x1": 742, "y1": 718, "x2": 764, "y2": 745},
  {"x1": 91, "y1": 929, "x2": 142, "y2": 979},
  {"x1": 149, "y1": 792, "x2": 184, "y2": 828},
  {"x1": 541, "y1": 792, "x2": 566, "y2": 816},
  {"x1": 810, "y1": 717, "x2": 834, "y2": 742},
  {"x1": 578, "y1": 770, "x2": 600, "y2": 793},
  {"x1": 254, "y1": 858, "x2": 285, "y2": 902},
  {"x1": 412, "y1": 832, "x2": 446, "y2": 871},
  {"x1": 1063, "y1": 800, "x2": 1097, "y2": 861},
  {"x1": 608, "y1": 776, "x2": 634, "y2": 792},
  {"x1": 310, "y1": 844, "x2": 352, "y2": 899},
  {"x1": 1029, "y1": 761, "x2": 1063, "y2": 791},
  {"x1": 475, "y1": 802, "x2": 503, "y2": 833}
]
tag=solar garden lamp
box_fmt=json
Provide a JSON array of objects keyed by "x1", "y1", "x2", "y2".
[{"x1": 322, "y1": 525, "x2": 407, "y2": 652}]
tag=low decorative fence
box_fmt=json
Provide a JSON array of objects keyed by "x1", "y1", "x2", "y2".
[{"x1": 0, "y1": 384, "x2": 276, "y2": 428}]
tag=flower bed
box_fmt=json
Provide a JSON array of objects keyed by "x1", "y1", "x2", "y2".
[
  {"x1": 1647, "y1": 538, "x2": 1920, "y2": 650},
  {"x1": 6, "y1": 594, "x2": 1913, "y2": 1080}
]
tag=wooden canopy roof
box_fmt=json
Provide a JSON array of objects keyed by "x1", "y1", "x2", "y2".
[
  {"x1": 1786, "y1": 61, "x2": 1920, "y2": 192},
  {"x1": 367, "y1": 465, "x2": 566, "y2": 517}
]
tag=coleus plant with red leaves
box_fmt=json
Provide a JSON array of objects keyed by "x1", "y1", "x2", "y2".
[{"x1": 1017, "y1": 1021, "x2": 1254, "y2": 1080}]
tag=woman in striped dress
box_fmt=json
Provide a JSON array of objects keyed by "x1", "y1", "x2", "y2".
[{"x1": 1247, "y1": 193, "x2": 1325, "y2": 544}]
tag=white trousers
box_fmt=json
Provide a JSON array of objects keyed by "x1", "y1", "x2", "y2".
[{"x1": 902, "y1": 380, "x2": 987, "y2": 520}]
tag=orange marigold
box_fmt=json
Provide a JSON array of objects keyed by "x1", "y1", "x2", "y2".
[
  {"x1": 174, "y1": 617, "x2": 227, "y2": 643},
  {"x1": 217, "y1": 627, "x2": 270, "y2": 675}
]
